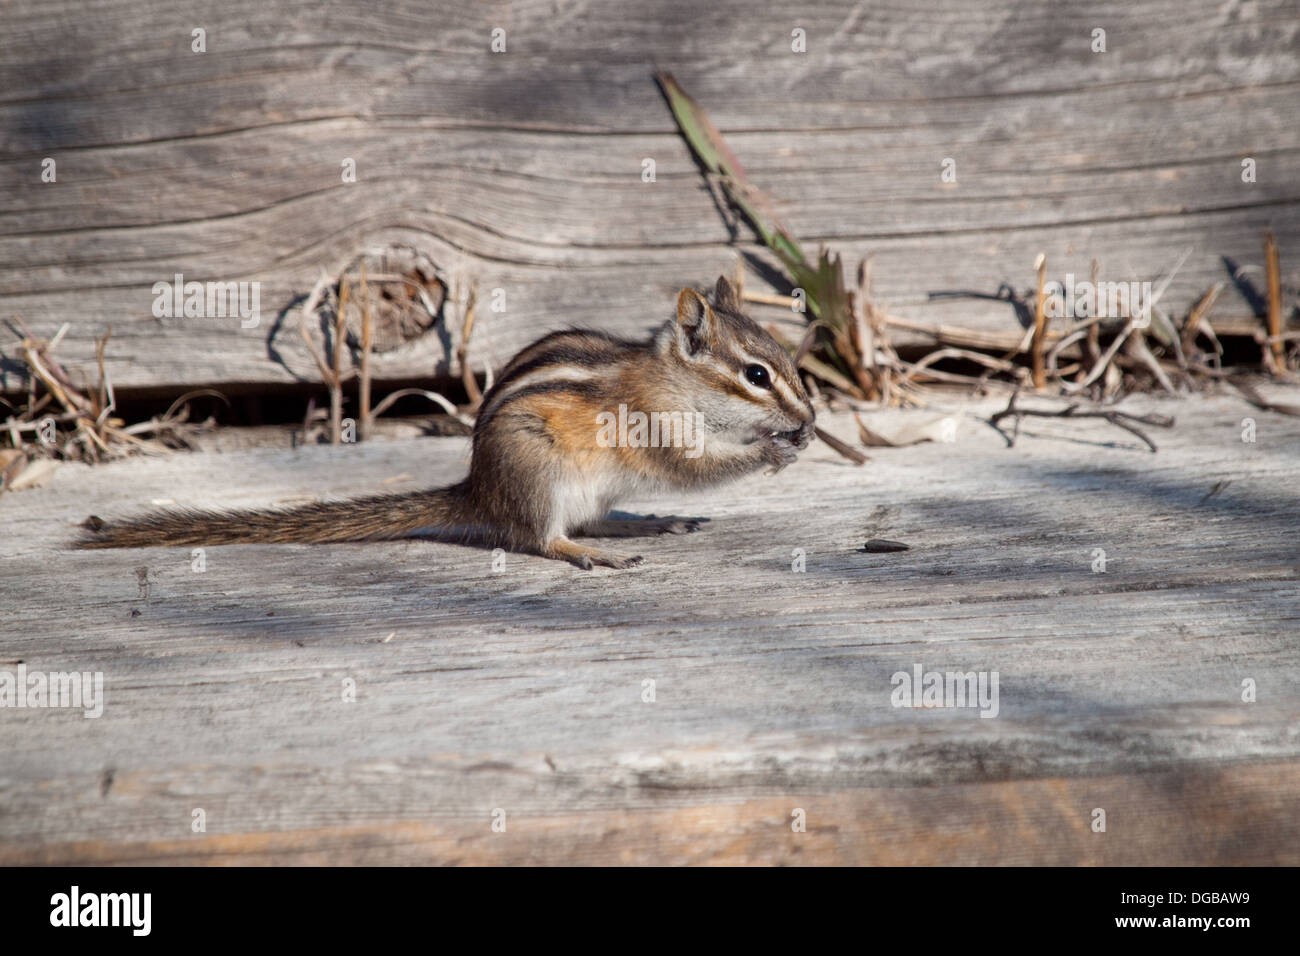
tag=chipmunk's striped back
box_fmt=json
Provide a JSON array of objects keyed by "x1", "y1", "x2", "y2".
[{"x1": 473, "y1": 329, "x2": 640, "y2": 438}]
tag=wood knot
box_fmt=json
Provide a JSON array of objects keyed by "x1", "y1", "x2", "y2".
[{"x1": 335, "y1": 245, "x2": 448, "y2": 353}]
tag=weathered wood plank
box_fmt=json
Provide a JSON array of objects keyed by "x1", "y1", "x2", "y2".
[
  {"x1": 1, "y1": 0, "x2": 1297, "y2": 392},
  {"x1": 1, "y1": 392, "x2": 1297, "y2": 862},
  {"x1": 5, "y1": 762, "x2": 1300, "y2": 866}
]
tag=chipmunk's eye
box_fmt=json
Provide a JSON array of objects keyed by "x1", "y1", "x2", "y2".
[{"x1": 744, "y1": 364, "x2": 772, "y2": 389}]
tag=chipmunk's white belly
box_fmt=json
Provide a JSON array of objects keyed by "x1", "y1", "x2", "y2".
[{"x1": 546, "y1": 467, "x2": 647, "y2": 538}]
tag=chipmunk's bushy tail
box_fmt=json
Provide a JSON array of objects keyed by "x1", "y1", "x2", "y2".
[{"x1": 77, "y1": 483, "x2": 472, "y2": 549}]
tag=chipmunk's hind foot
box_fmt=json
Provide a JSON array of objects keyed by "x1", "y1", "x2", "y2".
[
  {"x1": 577, "y1": 515, "x2": 708, "y2": 538},
  {"x1": 544, "y1": 536, "x2": 644, "y2": 570}
]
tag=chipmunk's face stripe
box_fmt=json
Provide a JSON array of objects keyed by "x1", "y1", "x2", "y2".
[
  {"x1": 714, "y1": 350, "x2": 747, "y2": 375},
  {"x1": 772, "y1": 376, "x2": 814, "y2": 423},
  {"x1": 728, "y1": 350, "x2": 811, "y2": 424},
  {"x1": 707, "y1": 366, "x2": 769, "y2": 406}
]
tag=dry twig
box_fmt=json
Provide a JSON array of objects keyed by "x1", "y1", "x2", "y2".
[
  {"x1": 457, "y1": 281, "x2": 483, "y2": 410},
  {"x1": 989, "y1": 389, "x2": 1174, "y2": 453},
  {"x1": 813, "y1": 426, "x2": 869, "y2": 465},
  {"x1": 1263, "y1": 230, "x2": 1284, "y2": 371},
  {"x1": 359, "y1": 264, "x2": 373, "y2": 441},
  {"x1": 1031, "y1": 254, "x2": 1048, "y2": 389}
]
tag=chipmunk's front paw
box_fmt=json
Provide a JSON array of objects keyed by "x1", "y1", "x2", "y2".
[{"x1": 760, "y1": 435, "x2": 800, "y2": 474}]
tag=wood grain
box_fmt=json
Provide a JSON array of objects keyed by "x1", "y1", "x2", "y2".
[
  {"x1": 2, "y1": 393, "x2": 1297, "y2": 863},
  {"x1": 1, "y1": 1, "x2": 1297, "y2": 393}
]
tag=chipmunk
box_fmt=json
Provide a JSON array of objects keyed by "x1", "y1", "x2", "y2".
[{"x1": 78, "y1": 276, "x2": 816, "y2": 569}]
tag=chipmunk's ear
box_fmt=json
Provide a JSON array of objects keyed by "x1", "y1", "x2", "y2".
[
  {"x1": 675, "y1": 288, "x2": 717, "y2": 356},
  {"x1": 713, "y1": 275, "x2": 741, "y2": 313}
]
